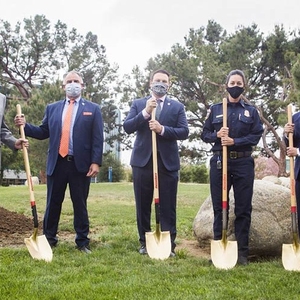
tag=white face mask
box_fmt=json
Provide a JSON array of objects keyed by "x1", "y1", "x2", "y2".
[{"x1": 65, "y1": 82, "x2": 82, "y2": 98}]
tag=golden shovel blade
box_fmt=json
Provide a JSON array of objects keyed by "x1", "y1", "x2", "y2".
[
  {"x1": 211, "y1": 240, "x2": 238, "y2": 269},
  {"x1": 24, "y1": 234, "x2": 53, "y2": 262},
  {"x1": 282, "y1": 244, "x2": 300, "y2": 271},
  {"x1": 145, "y1": 230, "x2": 171, "y2": 260}
]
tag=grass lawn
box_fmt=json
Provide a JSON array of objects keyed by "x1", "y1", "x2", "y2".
[{"x1": 0, "y1": 182, "x2": 300, "y2": 300}]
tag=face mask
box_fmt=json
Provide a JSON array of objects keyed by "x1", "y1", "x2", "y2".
[
  {"x1": 151, "y1": 82, "x2": 168, "y2": 97},
  {"x1": 226, "y1": 86, "x2": 244, "y2": 99},
  {"x1": 65, "y1": 82, "x2": 82, "y2": 98}
]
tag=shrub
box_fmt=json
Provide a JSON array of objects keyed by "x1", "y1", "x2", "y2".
[{"x1": 98, "y1": 153, "x2": 126, "y2": 182}]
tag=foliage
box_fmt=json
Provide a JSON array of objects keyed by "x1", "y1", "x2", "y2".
[
  {"x1": 98, "y1": 152, "x2": 125, "y2": 182},
  {"x1": 2, "y1": 15, "x2": 300, "y2": 178},
  {"x1": 119, "y1": 21, "x2": 300, "y2": 176},
  {"x1": 180, "y1": 164, "x2": 208, "y2": 183},
  {"x1": 0, "y1": 15, "x2": 120, "y2": 175}
]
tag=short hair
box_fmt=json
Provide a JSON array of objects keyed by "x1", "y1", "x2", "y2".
[
  {"x1": 150, "y1": 69, "x2": 170, "y2": 81},
  {"x1": 225, "y1": 69, "x2": 247, "y2": 86},
  {"x1": 63, "y1": 70, "x2": 84, "y2": 84}
]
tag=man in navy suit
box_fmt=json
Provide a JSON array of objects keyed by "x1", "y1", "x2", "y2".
[
  {"x1": 123, "y1": 69, "x2": 189, "y2": 256},
  {"x1": 15, "y1": 71, "x2": 104, "y2": 253}
]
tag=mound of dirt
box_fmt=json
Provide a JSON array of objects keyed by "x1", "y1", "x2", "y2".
[{"x1": 0, "y1": 206, "x2": 41, "y2": 247}]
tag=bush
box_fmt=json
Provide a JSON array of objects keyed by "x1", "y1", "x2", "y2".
[
  {"x1": 192, "y1": 165, "x2": 209, "y2": 183},
  {"x1": 180, "y1": 164, "x2": 208, "y2": 183},
  {"x1": 98, "y1": 153, "x2": 126, "y2": 182}
]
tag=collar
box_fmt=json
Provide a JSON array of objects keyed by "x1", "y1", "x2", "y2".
[
  {"x1": 157, "y1": 95, "x2": 167, "y2": 102},
  {"x1": 66, "y1": 96, "x2": 80, "y2": 104}
]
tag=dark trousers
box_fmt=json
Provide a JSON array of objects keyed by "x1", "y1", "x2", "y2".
[
  {"x1": 210, "y1": 155, "x2": 254, "y2": 257},
  {"x1": 43, "y1": 157, "x2": 91, "y2": 247},
  {"x1": 295, "y1": 175, "x2": 300, "y2": 236},
  {"x1": 132, "y1": 154, "x2": 178, "y2": 250}
]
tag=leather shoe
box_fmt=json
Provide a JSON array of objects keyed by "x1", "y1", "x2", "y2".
[
  {"x1": 237, "y1": 256, "x2": 248, "y2": 266},
  {"x1": 77, "y1": 246, "x2": 92, "y2": 254},
  {"x1": 139, "y1": 245, "x2": 147, "y2": 255}
]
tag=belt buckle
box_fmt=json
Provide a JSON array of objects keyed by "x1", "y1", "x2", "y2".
[{"x1": 229, "y1": 151, "x2": 238, "y2": 159}]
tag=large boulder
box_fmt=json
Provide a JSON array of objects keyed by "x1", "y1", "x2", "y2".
[{"x1": 193, "y1": 179, "x2": 293, "y2": 257}]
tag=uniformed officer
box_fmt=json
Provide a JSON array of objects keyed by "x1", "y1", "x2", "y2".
[{"x1": 201, "y1": 69, "x2": 263, "y2": 265}]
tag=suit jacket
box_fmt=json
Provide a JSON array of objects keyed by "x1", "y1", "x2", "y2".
[
  {"x1": 123, "y1": 96, "x2": 189, "y2": 171},
  {"x1": 24, "y1": 98, "x2": 104, "y2": 176},
  {"x1": 0, "y1": 93, "x2": 17, "y2": 169},
  {"x1": 286, "y1": 112, "x2": 300, "y2": 179}
]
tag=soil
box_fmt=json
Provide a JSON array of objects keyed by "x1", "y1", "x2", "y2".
[{"x1": 0, "y1": 206, "x2": 210, "y2": 258}]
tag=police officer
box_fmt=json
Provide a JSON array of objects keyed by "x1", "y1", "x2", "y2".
[{"x1": 201, "y1": 69, "x2": 263, "y2": 265}]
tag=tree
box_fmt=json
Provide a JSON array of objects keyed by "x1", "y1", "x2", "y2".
[
  {"x1": 98, "y1": 153, "x2": 125, "y2": 182},
  {"x1": 119, "y1": 20, "x2": 300, "y2": 176},
  {"x1": 0, "y1": 15, "x2": 119, "y2": 179}
]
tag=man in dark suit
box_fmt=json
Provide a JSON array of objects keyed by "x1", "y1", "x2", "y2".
[
  {"x1": 15, "y1": 71, "x2": 104, "y2": 253},
  {"x1": 123, "y1": 69, "x2": 189, "y2": 256},
  {"x1": 0, "y1": 92, "x2": 28, "y2": 168}
]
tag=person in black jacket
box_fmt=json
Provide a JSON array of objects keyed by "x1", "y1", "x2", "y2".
[{"x1": 201, "y1": 69, "x2": 263, "y2": 265}]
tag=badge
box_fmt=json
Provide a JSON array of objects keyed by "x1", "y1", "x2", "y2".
[{"x1": 244, "y1": 110, "x2": 250, "y2": 117}]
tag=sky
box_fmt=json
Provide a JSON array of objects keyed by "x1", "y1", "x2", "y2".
[{"x1": 3, "y1": 0, "x2": 300, "y2": 76}]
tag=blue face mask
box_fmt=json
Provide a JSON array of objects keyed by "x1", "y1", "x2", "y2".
[
  {"x1": 151, "y1": 82, "x2": 168, "y2": 97},
  {"x1": 65, "y1": 82, "x2": 82, "y2": 98}
]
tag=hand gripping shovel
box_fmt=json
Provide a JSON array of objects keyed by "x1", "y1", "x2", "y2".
[
  {"x1": 145, "y1": 108, "x2": 172, "y2": 260},
  {"x1": 282, "y1": 104, "x2": 300, "y2": 271},
  {"x1": 210, "y1": 98, "x2": 238, "y2": 269},
  {"x1": 16, "y1": 104, "x2": 53, "y2": 262}
]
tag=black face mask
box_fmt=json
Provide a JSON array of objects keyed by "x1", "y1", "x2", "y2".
[{"x1": 226, "y1": 86, "x2": 244, "y2": 99}]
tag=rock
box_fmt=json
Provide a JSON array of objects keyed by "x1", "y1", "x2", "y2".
[
  {"x1": 25, "y1": 176, "x2": 40, "y2": 186},
  {"x1": 193, "y1": 179, "x2": 292, "y2": 257}
]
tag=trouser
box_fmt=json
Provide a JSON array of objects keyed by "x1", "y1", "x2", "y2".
[
  {"x1": 210, "y1": 155, "x2": 254, "y2": 257},
  {"x1": 132, "y1": 154, "x2": 178, "y2": 251},
  {"x1": 295, "y1": 175, "x2": 300, "y2": 236},
  {"x1": 44, "y1": 156, "x2": 91, "y2": 247}
]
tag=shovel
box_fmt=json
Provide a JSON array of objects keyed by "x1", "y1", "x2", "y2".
[
  {"x1": 145, "y1": 108, "x2": 172, "y2": 260},
  {"x1": 16, "y1": 104, "x2": 53, "y2": 262},
  {"x1": 210, "y1": 98, "x2": 238, "y2": 269},
  {"x1": 282, "y1": 104, "x2": 300, "y2": 271}
]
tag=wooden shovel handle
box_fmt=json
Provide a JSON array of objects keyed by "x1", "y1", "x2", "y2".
[
  {"x1": 16, "y1": 104, "x2": 38, "y2": 228},
  {"x1": 151, "y1": 108, "x2": 159, "y2": 200},
  {"x1": 287, "y1": 104, "x2": 296, "y2": 208},
  {"x1": 222, "y1": 98, "x2": 228, "y2": 205}
]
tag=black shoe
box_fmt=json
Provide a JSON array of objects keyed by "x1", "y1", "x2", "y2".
[
  {"x1": 139, "y1": 245, "x2": 147, "y2": 255},
  {"x1": 237, "y1": 256, "x2": 248, "y2": 266},
  {"x1": 77, "y1": 246, "x2": 92, "y2": 254}
]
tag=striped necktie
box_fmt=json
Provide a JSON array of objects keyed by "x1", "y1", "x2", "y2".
[{"x1": 155, "y1": 99, "x2": 162, "y2": 120}]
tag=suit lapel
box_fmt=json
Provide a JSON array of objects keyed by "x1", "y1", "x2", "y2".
[
  {"x1": 159, "y1": 97, "x2": 172, "y2": 122},
  {"x1": 74, "y1": 98, "x2": 85, "y2": 123}
]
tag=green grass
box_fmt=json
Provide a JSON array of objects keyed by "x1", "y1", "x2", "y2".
[{"x1": 1, "y1": 183, "x2": 300, "y2": 300}]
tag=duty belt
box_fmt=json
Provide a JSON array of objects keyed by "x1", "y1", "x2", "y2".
[{"x1": 213, "y1": 151, "x2": 252, "y2": 159}]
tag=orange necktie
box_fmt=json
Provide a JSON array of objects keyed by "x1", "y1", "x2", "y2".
[{"x1": 59, "y1": 100, "x2": 75, "y2": 157}]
